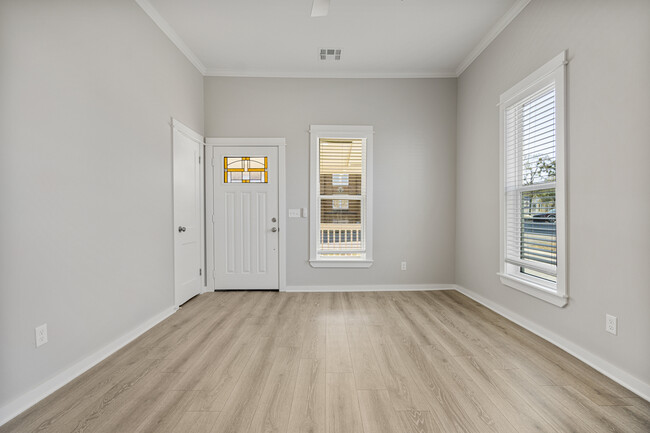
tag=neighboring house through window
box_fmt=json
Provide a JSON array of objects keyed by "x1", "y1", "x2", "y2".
[
  {"x1": 499, "y1": 51, "x2": 568, "y2": 306},
  {"x1": 309, "y1": 125, "x2": 373, "y2": 267}
]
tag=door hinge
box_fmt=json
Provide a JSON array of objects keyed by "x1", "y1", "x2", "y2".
[
  {"x1": 199, "y1": 268, "x2": 202, "y2": 276},
  {"x1": 211, "y1": 214, "x2": 215, "y2": 223},
  {"x1": 198, "y1": 156, "x2": 201, "y2": 164},
  {"x1": 211, "y1": 157, "x2": 215, "y2": 166}
]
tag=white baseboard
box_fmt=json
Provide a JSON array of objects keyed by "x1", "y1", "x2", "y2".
[
  {"x1": 454, "y1": 284, "x2": 650, "y2": 402},
  {"x1": 284, "y1": 284, "x2": 455, "y2": 292},
  {"x1": 0, "y1": 306, "x2": 177, "y2": 427}
]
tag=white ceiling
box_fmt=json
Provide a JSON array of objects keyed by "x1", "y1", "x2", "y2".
[{"x1": 138, "y1": 0, "x2": 530, "y2": 77}]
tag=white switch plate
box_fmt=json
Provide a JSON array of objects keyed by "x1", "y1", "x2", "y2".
[
  {"x1": 605, "y1": 314, "x2": 617, "y2": 335},
  {"x1": 288, "y1": 208, "x2": 300, "y2": 218},
  {"x1": 301, "y1": 208, "x2": 308, "y2": 218},
  {"x1": 401, "y1": 261, "x2": 407, "y2": 271},
  {"x1": 35, "y1": 323, "x2": 48, "y2": 347}
]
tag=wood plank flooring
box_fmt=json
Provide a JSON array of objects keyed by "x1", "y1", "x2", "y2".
[{"x1": 2, "y1": 290, "x2": 648, "y2": 433}]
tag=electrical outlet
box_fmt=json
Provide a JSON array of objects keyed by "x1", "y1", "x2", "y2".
[
  {"x1": 301, "y1": 208, "x2": 308, "y2": 218},
  {"x1": 401, "y1": 261, "x2": 407, "y2": 271},
  {"x1": 605, "y1": 314, "x2": 617, "y2": 335},
  {"x1": 35, "y1": 323, "x2": 48, "y2": 347}
]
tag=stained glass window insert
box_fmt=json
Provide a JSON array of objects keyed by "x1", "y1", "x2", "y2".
[{"x1": 224, "y1": 157, "x2": 268, "y2": 183}]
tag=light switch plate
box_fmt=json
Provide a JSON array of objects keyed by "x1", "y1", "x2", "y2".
[
  {"x1": 301, "y1": 208, "x2": 308, "y2": 218},
  {"x1": 288, "y1": 208, "x2": 301, "y2": 218}
]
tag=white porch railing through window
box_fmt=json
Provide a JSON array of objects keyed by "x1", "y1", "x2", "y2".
[{"x1": 319, "y1": 223, "x2": 363, "y2": 255}]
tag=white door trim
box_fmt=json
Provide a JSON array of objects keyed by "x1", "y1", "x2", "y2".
[
  {"x1": 172, "y1": 118, "x2": 204, "y2": 143},
  {"x1": 172, "y1": 118, "x2": 206, "y2": 305},
  {"x1": 206, "y1": 137, "x2": 286, "y2": 147},
  {"x1": 205, "y1": 138, "x2": 286, "y2": 292}
]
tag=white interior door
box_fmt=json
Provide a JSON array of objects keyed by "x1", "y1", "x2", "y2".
[
  {"x1": 173, "y1": 123, "x2": 203, "y2": 305},
  {"x1": 211, "y1": 146, "x2": 279, "y2": 290}
]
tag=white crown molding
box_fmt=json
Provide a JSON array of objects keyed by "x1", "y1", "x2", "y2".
[
  {"x1": 455, "y1": 0, "x2": 532, "y2": 77},
  {"x1": 136, "y1": 0, "x2": 528, "y2": 79},
  {"x1": 203, "y1": 68, "x2": 457, "y2": 79},
  {"x1": 0, "y1": 306, "x2": 177, "y2": 427},
  {"x1": 454, "y1": 285, "x2": 650, "y2": 403},
  {"x1": 135, "y1": 0, "x2": 207, "y2": 75}
]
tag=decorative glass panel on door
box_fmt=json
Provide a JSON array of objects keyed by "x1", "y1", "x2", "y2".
[{"x1": 224, "y1": 156, "x2": 268, "y2": 183}]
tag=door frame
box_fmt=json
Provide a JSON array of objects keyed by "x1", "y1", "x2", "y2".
[
  {"x1": 172, "y1": 118, "x2": 206, "y2": 306},
  {"x1": 205, "y1": 137, "x2": 286, "y2": 292}
]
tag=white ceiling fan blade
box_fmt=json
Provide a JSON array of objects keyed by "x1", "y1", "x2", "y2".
[{"x1": 311, "y1": 0, "x2": 330, "y2": 17}]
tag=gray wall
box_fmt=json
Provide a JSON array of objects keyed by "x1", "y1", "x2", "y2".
[
  {"x1": 205, "y1": 77, "x2": 457, "y2": 287},
  {"x1": 456, "y1": 0, "x2": 650, "y2": 387},
  {"x1": 0, "y1": 0, "x2": 203, "y2": 407}
]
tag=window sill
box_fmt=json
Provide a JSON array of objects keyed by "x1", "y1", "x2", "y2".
[
  {"x1": 310, "y1": 259, "x2": 373, "y2": 268},
  {"x1": 497, "y1": 272, "x2": 568, "y2": 307}
]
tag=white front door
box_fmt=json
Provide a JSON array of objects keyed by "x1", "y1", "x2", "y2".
[
  {"x1": 173, "y1": 124, "x2": 203, "y2": 305},
  {"x1": 210, "y1": 146, "x2": 279, "y2": 290}
]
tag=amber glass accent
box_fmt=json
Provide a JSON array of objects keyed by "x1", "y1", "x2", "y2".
[{"x1": 224, "y1": 157, "x2": 268, "y2": 183}]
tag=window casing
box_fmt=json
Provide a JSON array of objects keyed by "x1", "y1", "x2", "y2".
[
  {"x1": 499, "y1": 51, "x2": 567, "y2": 307},
  {"x1": 310, "y1": 125, "x2": 373, "y2": 267}
]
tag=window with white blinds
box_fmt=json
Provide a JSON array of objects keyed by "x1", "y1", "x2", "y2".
[
  {"x1": 499, "y1": 51, "x2": 567, "y2": 306},
  {"x1": 310, "y1": 126, "x2": 373, "y2": 267},
  {"x1": 505, "y1": 85, "x2": 557, "y2": 281}
]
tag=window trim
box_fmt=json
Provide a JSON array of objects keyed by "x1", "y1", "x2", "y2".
[
  {"x1": 498, "y1": 51, "x2": 568, "y2": 307},
  {"x1": 309, "y1": 125, "x2": 374, "y2": 268}
]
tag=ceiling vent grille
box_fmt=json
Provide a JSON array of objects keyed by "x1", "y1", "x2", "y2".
[{"x1": 320, "y1": 48, "x2": 342, "y2": 61}]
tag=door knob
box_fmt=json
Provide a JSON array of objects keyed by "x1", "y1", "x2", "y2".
[
  {"x1": 178, "y1": 226, "x2": 186, "y2": 233},
  {"x1": 271, "y1": 217, "x2": 277, "y2": 222},
  {"x1": 271, "y1": 227, "x2": 278, "y2": 232}
]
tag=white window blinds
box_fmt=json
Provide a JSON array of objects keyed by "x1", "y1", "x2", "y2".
[
  {"x1": 318, "y1": 138, "x2": 366, "y2": 257},
  {"x1": 504, "y1": 84, "x2": 558, "y2": 282}
]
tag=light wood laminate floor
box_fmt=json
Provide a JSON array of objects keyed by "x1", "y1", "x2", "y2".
[{"x1": 2, "y1": 291, "x2": 648, "y2": 433}]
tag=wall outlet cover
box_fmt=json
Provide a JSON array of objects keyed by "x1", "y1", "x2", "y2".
[
  {"x1": 35, "y1": 323, "x2": 48, "y2": 347},
  {"x1": 605, "y1": 314, "x2": 617, "y2": 335}
]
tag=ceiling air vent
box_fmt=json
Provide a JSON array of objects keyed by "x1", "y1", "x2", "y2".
[{"x1": 320, "y1": 48, "x2": 342, "y2": 61}]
